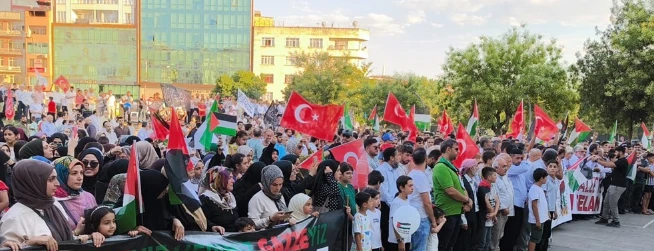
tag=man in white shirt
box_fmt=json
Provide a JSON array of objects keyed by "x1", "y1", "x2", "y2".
[
  {"x1": 492, "y1": 154, "x2": 514, "y2": 251},
  {"x1": 64, "y1": 87, "x2": 76, "y2": 113},
  {"x1": 41, "y1": 114, "x2": 56, "y2": 137},
  {"x1": 15, "y1": 85, "x2": 32, "y2": 121},
  {"x1": 408, "y1": 148, "x2": 438, "y2": 250},
  {"x1": 99, "y1": 120, "x2": 118, "y2": 144},
  {"x1": 106, "y1": 90, "x2": 116, "y2": 119}
]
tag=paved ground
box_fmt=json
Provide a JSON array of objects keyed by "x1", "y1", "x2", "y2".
[{"x1": 551, "y1": 213, "x2": 654, "y2": 251}]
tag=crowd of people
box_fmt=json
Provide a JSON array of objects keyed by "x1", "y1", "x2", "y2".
[{"x1": 0, "y1": 86, "x2": 651, "y2": 251}]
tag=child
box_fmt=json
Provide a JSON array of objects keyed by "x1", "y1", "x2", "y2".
[
  {"x1": 477, "y1": 167, "x2": 500, "y2": 251},
  {"x1": 388, "y1": 175, "x2": 413, "y2": 251},
  {"x1": 47, "y1": 97, "x2": 56, "y2": 118},
  {"x1": 426, "y1": 206, "x2": 446, "y2": 251},
  {"x1": 353, "y1": 192, "x2": 373, "y2": 251},
  {"x1": 367, "y1": 170, "x2": 385, "y2": 191},
  {"x1": 528, "y1": 168, "x2": 550, "y2": 251},
  {"x1": 362, "y1": 188, "x2": 382, "y2": 251},
  {"x1": 339, "y1": 162, "x2": 358, "y2": 217},
  {"x1": 235, "y1": 217, "x2": 255, "y2": 232},
  {"x1": 539, "y1": 160, "x2": 560, "y2": 251},
  {"x1": 79, "y1": 206, "x2": 116, "y2": 247}
]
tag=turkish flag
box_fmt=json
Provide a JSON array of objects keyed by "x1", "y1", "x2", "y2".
[
  {"x1": 439, "y1": 110, "x2": 454, "y2": 136},
  {"x1": 404, "y1": 105, "x2": 418, "y2": 142},
  {"x1": 453, "y1": 123, "x2": 479, "y2": 168},
  {"x1": 383, "y1": 92, "x2": 408, "y2": 126},
  {"x1": 533, "y1": 104, "x2": 559, "y2": 141},
  {"x1": 300, "y1": 148, "x2": 323, "y2": 170},
  {"x1": 280, "y1": 91, "x2": 344, "y2": 141},
  {"x1": 506, "y1": 100, "x2": 524, "y2": 139},
  {"x1": 54, "y1": 75, "x2": 71, "y2": 92},
  {"x1": 5, "y1": 89, "x2": 14, "y2": 120},
  {"x1": 329, "y1": 139, "x2": 369, "y2": 189}
]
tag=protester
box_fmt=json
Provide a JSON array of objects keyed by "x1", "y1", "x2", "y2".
[
  {"x1": 53, "y1": 156, "x2": 98, "y2": 230},
  {"x1": 248, "y1": 165, "x2": 291, "y2": 229},
  {"x1": 200, "y1": 167, "x2": 237, "y2": 233},
  {"x1": 309, "y1": 160, "x2": 343, "y2": 212}
]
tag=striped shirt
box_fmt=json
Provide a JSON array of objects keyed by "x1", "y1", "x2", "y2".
[{"x1": 648, "y1": 164, "x2": 654, "y2": 186}]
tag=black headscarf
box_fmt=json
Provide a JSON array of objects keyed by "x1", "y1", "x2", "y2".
[
  {"x1": 281, "y1": 154, "x2": 299, "y2": 165},
  {"x1": 0, "y1": 149, "x2": 10, "y2": 184},
  {"x1": 49, "y1": 133, "x2": 68, "y2": 145},
  {"x1": 78, "y1": 148, "x2": 104, "y2": 197},
  {"x1": 12, "y1": 140, "x2": 26, "y2": 159},
  {"x1": 75, "y1": 137, "x2": 98, "y2": 158},
  {"x1": 149, "y1": 158, "x2": 166, "y2": 172},
  {"x1": 309, "y1": 160, "x2": 339, "y2": 197},
  {"x1": 273, "y1": 160, "x2": 296, "y2": 205},
  {"x1": 95, "y1": 159, "x2": 129, "y2": 204},
  {"x1": 56, "y1": 146, "x2": 68, "y2": 158},
  {"x1": 233, "y1": 161, "x2": 265, "y2": 217},
  {"x1": 138, "y1": 169, "x2": 170, "y2": 231},
  {"x1": 309, "y1": 160, "x2": 342, "y2": 211},
  {"x1": 259, "y1": 143, "x2": 278, "y2": 165},
  {"x1": 18, "y1": 139, "x2": 45, "y2": 160}
]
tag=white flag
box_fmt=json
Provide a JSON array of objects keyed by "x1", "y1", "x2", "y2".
[{"x1": 237, "y1": 89, "x2": 256, "y2": 117}]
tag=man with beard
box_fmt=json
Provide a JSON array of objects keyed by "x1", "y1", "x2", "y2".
[
  {"x1": 501, "y1": 147, "x2": 530, "y2": 251},
  {"x1": 426, "y1": 146, "x2": 442, "y2": 199},
  {"x1": 594, "y1": 145, "x2": 629, "y2": 227},
  {"x1": 365, "y1": 138, "x2": 380, "y2": 171},
  {"x1": 378, "y1": 147, "x2": 403, "y2": 249},
  {"x1": 397, "y1": 144, "x2": 413, "y2": 175}
]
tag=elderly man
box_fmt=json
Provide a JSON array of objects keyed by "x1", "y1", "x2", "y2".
[{"x1": 491, "y1": 153, "x2": 514, "y2": 251}]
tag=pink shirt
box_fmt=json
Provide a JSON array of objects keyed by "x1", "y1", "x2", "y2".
[{"x1": 58, "y1": 191, "x2": 97, "y2": 230}]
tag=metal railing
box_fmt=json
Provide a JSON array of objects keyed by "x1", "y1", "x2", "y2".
[
  {"x1": 0, "y1": 66, "x2": 22, "y2": 72},
  {"x1": 0, "y1": 48, "x2": 22, "y2": 55},
  {"x1": 0, "y1": 12, "x2": 22, "y2": 20},
  {"x1": 71, "y1": 0, "x2": 118, "y2": 4},
  {"x1": 0, "y1": 30, "x2": 22, "y2": 37}
]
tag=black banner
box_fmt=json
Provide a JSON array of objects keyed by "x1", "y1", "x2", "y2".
[
  {"x1": 264, "y1": 102, "x2": 280, "y2": 128},
  {"x1": 18, "y1": 211, "x2": 345, "y2": 251},
  {"x1": 161, "y1": 83, "x2": 192, "y2": 110}
]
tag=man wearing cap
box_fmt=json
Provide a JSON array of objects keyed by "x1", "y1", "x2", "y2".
[
  {"x1": 341, "y1": 129, "x2": 353, "y2": 144},
  {"x1": 593, "y1": 145, "x2": 629, "y2": 227},
  {"x1": 380, "y1": 132, "x2": 396, "y2": 152}
]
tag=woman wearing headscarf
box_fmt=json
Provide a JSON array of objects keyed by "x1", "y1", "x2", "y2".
[
  {"x1": 248, "y1": 165, "x2": 291, "y2": 229},
  {"x1": 187, "y1": 157, "x2": 203, "y2": 194},
  {"x1": 309, "y1": 160, "x2": 343, "y2": 212},
  {"x1": 233, "y1": 161, "x2": 265, "y2": 217},
  {"x1": 288, "y1": 193, "x2": 316, "y2": 222},
  {"x1": 281, "y1": 154, "x2": 314, "y2": 190},
  {"x1": 200, "y1": 167, "x2": 239, "y2": 233},
  {"x1": 96, "y1": 159, "x2": 129, "y2": 206},
  {"x1": 274, "y1": 160, "x2": 300, "y2": 205},
  {"x1": 135, "y1": 141, "x2": 159, "y2": 169},
  {"x1": 74, "y1": 137, "x2": 97, "y2": 159},
  {"x1": 53, "y1": 156, "x2": 97, "y2": 230},
  {"x1": 259, "y1": 143, "x2": 278, "y2": 165},
  {"x1": 237, "y1": 145, "x2": 253, "y2": 158},
  {"x1": 0, "y1": 160, "x2": 78, "y2": 250},
  {"x1": 77, "y1": 148, "x2": 104, "y2": 203},
  {"x1": 18, "y1": 139, "x2": 55, "y2": 161},
  {"x1": 134, "y1": 169, "x2": 186, "y2": 241}
]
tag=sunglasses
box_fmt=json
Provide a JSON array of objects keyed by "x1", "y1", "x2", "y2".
[{"x1": 82, "y1": 160, "x2": 99, "y2": 168}]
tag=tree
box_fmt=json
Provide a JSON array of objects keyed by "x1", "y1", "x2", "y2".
[
  {"x1": 571, "y1": 0, "x2": 654, "y2": 139},
  {"x1": 283, "y1": 52, "x2": 373, "y2": 105},
  {"x1": 213, "y1": 70, "x2": 267, "y2": 99},
  {"x1": 441, "y1": 26, "x2": 578, "y2": 135}
]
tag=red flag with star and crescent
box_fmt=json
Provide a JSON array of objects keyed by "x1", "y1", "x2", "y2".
[
  {"x1": 329, "y1": 139, "x2": 368, "y2": 189},
  {"x1": 439, "y1": 110, "x2": 454, "y2": 136},
  {"x1": 280, "y1": 91, "x2": 344, "y2": 141},
  {"x1": 533, "y1": 104, "x2": 559, "y2": 141},
  {"x1": 506, "y1": 100, "x2": 524, "y2": 140},
  {"x1": 453, "y1": 123, "x2": 479, "y2": 168},
  {"x1": 383, "y1": 92, "x2": 408, "y2": 126},
  {"x1": 54, "y1": 75, "x2": 71, "y2": 92}
]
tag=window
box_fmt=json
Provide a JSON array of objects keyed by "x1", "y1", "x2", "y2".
[
  {"x1": 6, "y1": 75, "x2": 14, "y2": 83},
  {"x1": 30, "y1": 26, "x2": 47, "y2": 35},
  {"x1": 7, "y1": 57, "x2": 15, "y2": 66},
  {"x1": 284, "y1": 74, "x2": 294, "y2": 84},
  {"x1": 125, "y1": 13, "x2": 133, "y2": 24},
  {"x1": 29, "y1": 11, "x2": 46, "y2": 17},
  {"x1": 0, "y1": 57, "x2": 3, "y2": 66},
  {"x1": 285, "y1": 56, "x2": 296, "y2": 66},
  {"x1": 56, "y1": 11, "x2": 66, "y2": 23},
  {"x1": 261, "y1": 37, "x2": 274, "y2": 47},
  {"x1": 285, "y1": 38, "x2": 299, "y2": 48},
  {"x1": 309, "y1": 38, "x2": 323, "y2": 48},
  {"x1": 262, "y1": 74, "x2": 274, "y2": 84},
  {"x1": 260, "y1": 56, "x2": 274, "y2": 65},
  {"x1": 335, "y1": 40, "x2": 348, "y2": 50}
]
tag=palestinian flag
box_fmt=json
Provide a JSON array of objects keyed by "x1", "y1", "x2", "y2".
[
  {"x1": 197, "y1": 99, "x2": 221, "y2": 150},
  {"x1": 566, "y1": 157, "x2": 588, "y2": 192},
  {"x1": 114, "y1": 144, "x2": 143, "y2": 234},
  {"x1": 465, "y1": 99, "x2": 479, "y2": 138},
  {"x1": 165, "y1": 108, "x2": 207, "y2": 231},
  {"x1": 641, "y1": 122, "x2": 651, "y2": 150},
  {"x1": 149, "y1": 108, "x2": 170, "y2": 141},
  {"x1": 626, "y1": 151, "x2": 638, "y2": 184},
  {"x1": 372, "y1": 115, "x2": 380, "y2": 132},
  {"x1": 608, "y1": 120, "x2": 617, "y2": 144},
  {"x1": 414, "y1": 114, "x2": 431, "y2": 132},
  {"x1": 343, "y1": 103, "x2": 354, "y2": 130},
  {"x1": 567, "y1": 118, "x2": 591, "y2": 147},
  {"x1": 209, "y1": 112, "x2": 237, "y2": 136},
  {"x1": 367, "y1": 105, "x2": 377, "y2": 122}
]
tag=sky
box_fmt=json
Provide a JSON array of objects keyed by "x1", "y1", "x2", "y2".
[{"x1": 254, "y1": 0, "x2": 614, "y2": 78}]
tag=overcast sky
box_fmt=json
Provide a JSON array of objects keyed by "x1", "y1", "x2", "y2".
[{"x1": 254, "y1": 0, "x2": 614, "y2": 78}]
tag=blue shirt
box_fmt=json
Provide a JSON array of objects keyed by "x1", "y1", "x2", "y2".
[
  {"x1": 41, "y1": 121, "x2": 56, "y2": 137},
  {"x1": 246, "y1": 138, "x2": 264, "y2": 162},
  {"x1": 508, "y1": 161, "x2": 530, "y2": 208},
  {"x1": 378, "y1": 162, "x2": 403, "y2": 204},
  {"x1": 274, "y1": 143, "x2": 287, "y2": 159}
]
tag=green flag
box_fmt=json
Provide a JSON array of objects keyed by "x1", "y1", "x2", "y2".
[
  {"x1": 198, "y1": 99, "x2": 220, "y2": 150},
  {"x1": 608, "y1": 120, "x2": 617, "y2": 144},
  {"x1": 343, "y1": 103, "x2": 354, "y2": 130}
]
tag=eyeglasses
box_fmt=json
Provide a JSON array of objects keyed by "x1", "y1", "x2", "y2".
[{"x1": 82, "y1": 160, "x2": 99, "y2": 168}]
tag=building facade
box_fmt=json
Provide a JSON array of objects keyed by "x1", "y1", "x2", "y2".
[
  {"x1": 253, "y1": 13, "x2": 369, "y2": 101},
  {"x1": 0, "y1": 11, "x2": 24, "y2": 84},
  {"x1": 53, "y1": 0, "x2": 135, "y2": 24}
]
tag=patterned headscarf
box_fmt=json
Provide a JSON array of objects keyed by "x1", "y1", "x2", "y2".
[
  {"x1": 53, "y1": 156, "x2": 85, "y2": 198},
  {"x1": 261, "y1": 165, "x2": 286, "y2": 211}
]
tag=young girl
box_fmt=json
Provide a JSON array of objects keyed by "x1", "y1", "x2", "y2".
[
  {"x1": 426, "y1": 206, "x2": 446, "y2": 251},
  {"x1": 79, "y1": 206, "x2": 116, "y2": 247},
  {"x1": 289, "y1": 193, "x2": 319, "y2": 222},
  {"x1": 389, "y1": 175, "x2": 413, "y2": 251}
]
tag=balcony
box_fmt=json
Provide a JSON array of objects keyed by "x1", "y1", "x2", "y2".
[
  {"x1": 327, "y1": 46, "x2": 368, "y2": 59},
  {"x1": 0, "y1": 12, "x2": 22, "y2": 21},
  {"x1": 0, "y1": 66, "x2": 22, "y2": 73},
  {"x1": 0, "y1": 30, "x2": 23, "y2": 37},
  {"x1": 71, "y1": 0, "x2": 118, "y2": 4},
  {"x1": 0, "y1": 48, "x2": 23, "y2": 55}
]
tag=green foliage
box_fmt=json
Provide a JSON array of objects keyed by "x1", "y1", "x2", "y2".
[
  {"x1": 441, "y1": 26, "x2": 578, "y2": 134},
  {"x1": 572, "y1": 0, "x2": 654, "y2": 138},
  {"x1": 213, "y1": 70, "x2": 267, "y2": 99},
  {"x1": 282, "y1": 52, "x2": 373, "y2": 105}
]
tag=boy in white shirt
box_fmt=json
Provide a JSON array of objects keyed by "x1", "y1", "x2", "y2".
[
  {"x1": 528, "y1": 168, "x2": 550, "y2": 251},
  {"x1": 389, "y1": 175, "x2": 413, "y2": 251},
  {"x1": 353, "y1": 192, "x2": 373, "y2": 251},
  {"x1": 363, "y1": 188, "x2": 382, "y2": 251}
]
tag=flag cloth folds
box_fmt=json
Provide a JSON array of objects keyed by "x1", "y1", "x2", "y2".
[
  {"x1": 197, "y1": 98, "x2": 221, "y2": 150},
  {"x1": 453, "y1": 124, "x2": 479, "y2": 168},
  {"x1": 149, "y1": 109, "x2": 169, "y2": 141},
  {"x1": 343, "y1": 103, "x2": 354, "y2": 130},
  {"x1": 466, "y1": 99, "x2": 479, "y2": 138},
  {"x1": 414, "y1": 114, "x2": 431, "y2": 132},
  {"x1": 383, "y1": 92, "x2": 408, "y2": 126},
  {"x1": 280, "y1": 91, "x2": 344, "y2": 141},
  {"x1": 506, "y1": 100, "x2": 524, "y2": 139},
  {"x1": 114, "y1": 144, "x2": 143, "y2": 234},
  {"x1": 367, "y1": 105, "x2": 377, "y2": 122},
  {"x1": 608, "y1": 120, "x2": 617, "y2": 144},
  {"x1": 5, "y1": 89, "x2": 13, "y2": 120},
  {"x1": 329, "y1": 139, "x2": 368, "y2": 189},
  {"x1": 567, "y1": 118, "x2": 592, "y2": 147},
  {"x1": 566, "y1": 157, "x2": 588, "y2": 192},
  {"x1": 164, "y1": 108, "x2": 207, "y2": 231},
  {"x1": 641, "y1": 122, "x2": 651, "y2": 149},
  {"x1": 533, "y1": 104, "x2": 559, "y2": 141},
  {"x1": 209, "y1": 112, "x2": 237, "y2": 136},
  {"x1": 300, "y1": 148, "x2": 323, "y2": 170},
  {"x1": 237, "y1": 89, "x2": 256, "y2": 117},
  {"x1": 626, "y1": 151, "x2": 638, "y2": 184},
  {"x1": 438, "y1": 110, "x2": 454, "y2": 136},
  {"x1": 372, "y1": 115, "x2": 380, "y2": 132}
]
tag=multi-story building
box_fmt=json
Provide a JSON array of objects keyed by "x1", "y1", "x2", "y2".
[
  {"x1": 53, "y1": 0, "x2": 135, "y2": 24},
  {"x1": 0, "y1": 11, "x2": 24, "y2": 84},
  {"x1": 25, "y1": 9, "x2": 52, "y2": 86},
  {"x1": 253, "y1": 12, "x2": 369, "y2": 101}
]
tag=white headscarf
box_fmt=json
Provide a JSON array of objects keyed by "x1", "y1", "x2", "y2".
[{"x1": 288, "y1": 193, "x2": 311, "y2": 221}]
